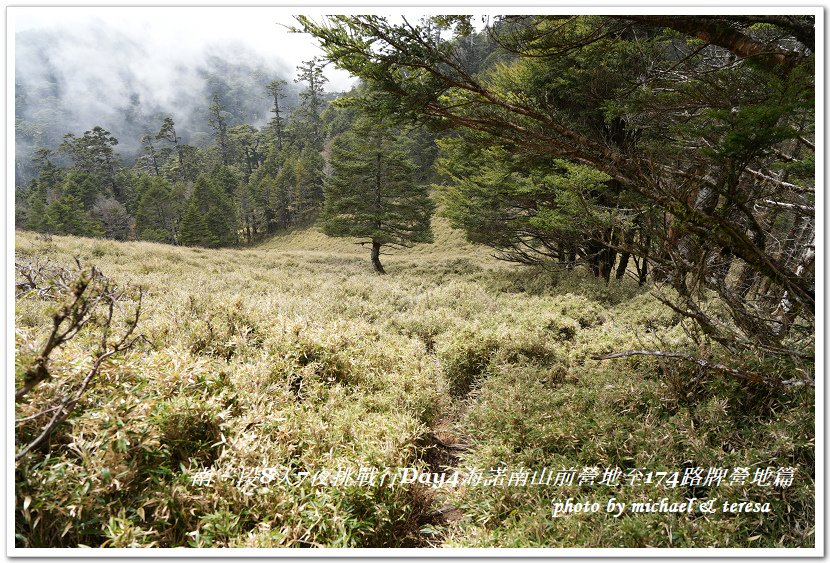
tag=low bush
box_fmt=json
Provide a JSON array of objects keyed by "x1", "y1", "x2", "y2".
[{"x1": 13, "y1": 230, "x2": 814, "y2": 549}]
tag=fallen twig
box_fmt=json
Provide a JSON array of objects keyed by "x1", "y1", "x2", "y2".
[{"x1": 590, "y1": 349, "x2": 787, "y2": 386}]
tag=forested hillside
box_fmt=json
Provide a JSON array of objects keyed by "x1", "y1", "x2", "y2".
[{"x1": 14, "y1": 14, "x2": 816, "y2": 550}]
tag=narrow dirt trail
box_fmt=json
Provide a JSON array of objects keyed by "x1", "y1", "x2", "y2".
[{"x1": 404, "y1": 407, "x2": 472, "y2": 546}]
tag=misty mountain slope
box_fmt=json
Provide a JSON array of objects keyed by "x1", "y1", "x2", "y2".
[{"x1": 15, "y1": 25, "x2": 301, "y2": 185}]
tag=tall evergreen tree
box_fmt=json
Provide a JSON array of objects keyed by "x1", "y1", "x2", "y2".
[
  {"x1": 319, "y1": 116, "x2": 434, "y2": 273},
  {"x1": 60, "y1": 171, "x2": 103, "y2": 210},
  {"x1": 265, "y1": 79, "x2": 288, "y2": 149},
  {"x1": 43, "y1": 193, "x2": 103, "y2": 237},
  {"x1": 24, "y1": 148, "x2": 64, "y2": 232},
  {"x1": 25, "y1": 193, "x2": 47, "y2": 232},
  {"x1": 139, "y1": 134, "x2": 163, "y2": 176},
  {"x1": 293, "y1": 146, "x2": 325, "y2": 219},
  {"x1": 294, "y1": 58, "x2": 328, "y2": 148},
  {"x1": 179, "y1": 198, "x2": 216, "y2": 247},
  {"x1": 59, "y1": 126, "x2": 121, "y2": 197},
  {"x1": 208, "y1": 94, "x2": 231, "y2": 165},
  {"x1": 178, "y1": 176, "x2": 238, "y2": 248},
  {"x1": 31, "y1": 148, "x2": 63, "y2": 194},
  {"x1": 135, "y1": 176, "x2": 180, "y2": 243},
  {"x1": 156, "y1": 116, "x2": 186, "y2": 181}
]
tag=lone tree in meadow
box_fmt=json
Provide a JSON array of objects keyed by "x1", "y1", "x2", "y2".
[{"x1": 319, "y1": 116, "x2": 434, "y2": 273}]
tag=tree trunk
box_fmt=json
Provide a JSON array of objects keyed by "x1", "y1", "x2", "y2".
[
  {"x1": 638, "y1": 234, "x2": 650, "y2": 286},
  {"x1": 616, "y1": 251, "x2": 631, "y2": 280},
  {"x1": 772, "y1": 217, "x2": 814, "y2": 336},
  {"x1": 175, "y1": 143, "x2": 185, "y2": 182},
  {"x1": 638, "y1": 257, "x2": 649, "y2": 286},
  {"x1": 616, "y1": 228, "x2": 637, "y2": 280},
  {"x1": 599, "y1": 248, "x2": 615, "y2": 283},
  {"x1": 371, "y1": 240, "x2": 386, "y2": 274},
  {"x1": 587, "y1": 239, "x2": 602, "y2": 277}
]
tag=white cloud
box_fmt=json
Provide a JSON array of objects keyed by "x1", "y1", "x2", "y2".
[{"x1": 12, "y1": 7, "x2": 358, "y2": 92}]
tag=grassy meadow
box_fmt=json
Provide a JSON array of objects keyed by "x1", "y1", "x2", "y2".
[{"x1": 14, "y1": 218, "x2": 814, "y2": 549}]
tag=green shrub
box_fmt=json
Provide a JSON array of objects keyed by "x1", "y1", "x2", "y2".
[{"x1": 152, "y1": 397, "x2": 224, "y2": 467}]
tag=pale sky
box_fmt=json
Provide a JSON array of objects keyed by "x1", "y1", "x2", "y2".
[{"x1": 12, "y1": 7, "x2": 359, "y2": 92}]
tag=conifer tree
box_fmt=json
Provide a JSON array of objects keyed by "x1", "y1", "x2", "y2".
[
  {"x1": 31, "y1": 148, "x2": 63, "y2": 193},
  {"x1": 59, "y1": 126, "x2": 121, "y2": 197},
  {"x1": 294, "y1": 58, "x2": 328, "y2": 148},
  {"x1": 208, "y1": 94, "x2": 231, "y2": 166},
  {"x1": 179, "y1": 198, "x2": 216, "y2": 247},
  {"x1": 135, "y1": 176, "x2": 179, "y2": 243},
  {"x1": 43, "y1": 193, "x2": 103, "y2": 237},
  {"x1": 25, "y1": 149, "x2": 63, "y2": 232},
  {"x1": 293, "y1": 147, "x2": 325, "y2": 219},
  {"x1": 265, "y1": 79, "x2": 288, "y2": 149},
  {"x1": 178, "y1": 176, "x2": 238, "y2": 248},
  {"x1": 156, "y1": 116, "x2": 186, "y2": 181},
  {"x1": 25, "y1": 193, "x2": 47, "y2": 232},
  {"x1": 319, "y1": 116, "x2": 434, "y2": 273}
]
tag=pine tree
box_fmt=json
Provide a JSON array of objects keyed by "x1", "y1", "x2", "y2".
[
  {"x1": 61, "y1": 171, "x2": 103, "y2": 210},
  {"x1": 25, "y1": 149, "x2": 63, "y2": 232},
  {"x1": 179, "y1": 198, "x2": 216, "y2": 247},
  {"x1": 139, "y1": 134, "x2": 162, "y2": 176},
  {"x1": 208, "y1": 94, "x2": 231, "y2": 165},
  {"x1": 156, "y1": 116, "x2": 186, "y2": 181},
  {"x1": 178, "y1": 176, "x2": 238, "y2": 247},
  {"x1": 319, "y1": 116, "x2": 434, "y2": 273},
  {"x1": 293, "y1": 147, "x2": 325, "y2": 219},
  {"x1": 294, "y1": 58, "x2": 328, "y2": 148},
  {"x1": 265, "y1": 79, "x2": 287, "y2": 149},
  {"x1": 43, "y1": 193, "x2": 103, "y2": 237},
  {"x1": 26, "y1": 192, "x2": 47, "y2": 232},
  {"x1": 31, "y1": 148, "x2": 63, "y2": 193},
  {"x1": 210, "y1": 165, "x2": 240, "y2": 197},
  {"x1": 135, "y1": 176, "x2": 179, "y2": 243},
  {"x1": 59, "y1": 126, "x2": 121, "y2": 197}
]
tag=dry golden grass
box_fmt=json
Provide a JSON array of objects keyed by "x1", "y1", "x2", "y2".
[{"x1": 13, "y1": 220, "x2": 814, "y2": 549}]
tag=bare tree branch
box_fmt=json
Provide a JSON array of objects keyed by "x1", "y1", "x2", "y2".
[
  {"x1": 14, "y1": 261, "x2": 144, "y2": 461},
  {"x1": 618, "y1": 16, "x2": 808, "y2": 74},
  {"x1": 590, "y1": 349, "x2": 785, "y2": 386}
]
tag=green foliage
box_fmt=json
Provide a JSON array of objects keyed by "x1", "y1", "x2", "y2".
[
  {"x1": 294, "y1": 146, "x2": 325, "y2": 218},
  {"x1": 13, "y1": 13, "x2": 816, "y2": 550},
  {"x1": 294, "y1": 58, "x2": 329, "y2": 148},
  {"x1": 43, "y1": 193, "x2": 103, "y2": 237},
  {"x1": 179, "y1": 199, "x2": 218, "y2": 248},
  {"x1": 25, "y1": 193, "x2": 47, "y2": 232},
  {"x1": 208, "y1": 94, "x2": 231, "y2": 166},
  {"x1": 178, "y1": 176, "x2": 238, "y2": 248},
  {"x1": 210, "y1": 165, "x2": 241, "y2": 197},
  {"x1": 301, "y1": 13, "x2": 816, "y2": 366},
  {"x1": 59, "y1": 171, "x2": 104, "y2": 210},
  {"x1": 319, "y1": 114, "x2": 434, "y2": 269},
  {"x1": 437, "y1": 138, "x2": 613, "y2": 263},
  {"x1": 59, "y1": 126, "x2": 119, "y2": 178},
  {"x1": 135, "y1": 176, "x2": 180, "y2": 244}
]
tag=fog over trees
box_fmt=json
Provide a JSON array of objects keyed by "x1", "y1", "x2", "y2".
[{"x1": 14, "y1": 23, "x2": 320, "y2": 185}]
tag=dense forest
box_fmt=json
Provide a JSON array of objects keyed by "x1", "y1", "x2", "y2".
[{"x1": 14, "y1": 14, "x2": 816, "y2": 550}]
